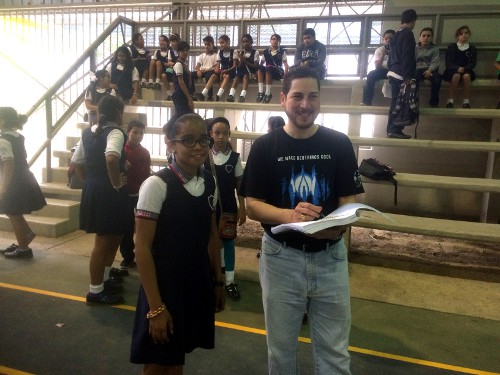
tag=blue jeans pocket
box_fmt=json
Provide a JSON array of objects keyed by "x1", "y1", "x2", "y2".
[
  {"x1": 328, "y1": 241, "x2": 347, "y2": 261},
  {"x1": 261, "y1": 235, "x2": 284, "y2": 256}
]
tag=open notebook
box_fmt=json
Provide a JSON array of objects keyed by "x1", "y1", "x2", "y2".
[{"x1": 271, "y1": 203, "x2": 388, "y2": 235}]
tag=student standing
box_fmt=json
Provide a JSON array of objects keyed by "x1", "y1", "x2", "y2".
[
  {"x1": 442, "y1": 25, "x2": 477, "y2": 108},
  {"x1": 71, "y1": 95, "x2": 133, "y2": 305},
  {"x1": 361, "y1": 29, "x2": 395, "y2": 106},
  {"x1": 107, "y1": 46, "x2": 140, "y2": 105},
  {"x1": 386, "y1": 9, "x2": 418, "y2": 139},
  {"x1": 119, "y1": 120, "x2": 151, "y2": 270},
  {"x1": 130, "y1": 113, "x2": 225, "y2": 374},
  {"x1": 172, "y1": 41, "x2": 194, "y2": 116},
  {"x1": 0, "y1": 107, "x2": 46, "y2": 259},
  {"x1": 206, "y1": 117, "x2": 246, "y2": 301},
  {"x1": 415, "y1": 27, "x2": 442, "y2": 108},
  {"x1": 257, "y1": 34, "x2": 289, "y2": 104},
  {"x1": 241, "y1": 67, "x2": 364, "y2": 375}
]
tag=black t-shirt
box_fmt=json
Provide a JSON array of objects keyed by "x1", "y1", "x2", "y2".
[{"x1": 241, "y1": 126, "x2": 364, "y2": 244}]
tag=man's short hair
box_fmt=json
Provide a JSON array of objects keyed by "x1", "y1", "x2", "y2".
[
  {"x1": 127, "y1": 120, "x2": 145, "y2": 133},
  {"x1": 384, "y1": 29, "x2": 396, "y2": 37},
  {"x1": 401, "y1": 9, "x2": 417, "y2": 24},
  {"x1": 302, "y1": 28, "x2": 316, "y2": 38},
  {"x1": 177, "y1": 41, "x2": 190, "y2": 52},
  {"x1": 282, "y1": 66, "x2": 320, "y2": 96}
]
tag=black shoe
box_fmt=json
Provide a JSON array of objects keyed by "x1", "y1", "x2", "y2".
[
  {"x1": 109, "y1": 267, "x2": 128, "y2": 277},
  {"x1": 226, "y1": 95, "x2": 235, "y2": 102},
  {"x1": 191, "y1": 94, "x2": 199, "y2": 101},
  {"x1": 104, "y1": 279, "x2": 123, "y2": 294},
  {"x1": 256, "y1": 92, "x2": 264, "y2": 103},
  {"x1": 225, "y1": 283, "x2": 241, "y2": 301},
  {"x1": 196, "y1": 93, "x2": 206, "y2": 101},
  {"x1": 387, "y1": 132, "x2": 412, "y2": 139},
  {"x1": 120, "y1": 259, "x2": 136, "y2": 270},
  {"x1": 446, "y1": 102, "x2": 454, "y2": 108},
  {"x1": 166, "y1": 95, "x2": 173, "y2": 101},
  {"x1": 0, "y1": 243, "x2": 18, "y2": 255},
  {"x1": 263, "y1": 94, "x2": 272, "y2": 104},
  {"x1": 215, "y1": 95, "x2": 220, "y2": 102},
  {"x1": 86, "y1": 291, "x2": 124, "y2": 305},
  {"x1": 153, "y1": 83, "x2": 161, "y2": 90},
  {"x1": 462, "y1": 103, "x2": 471, "y2": 109},
  {"x1": 4, "y1": 247, "x2": 33, "y2": 259},
  {"x1": 238, "y1": 95, "x2": 245, "y2": 103}
]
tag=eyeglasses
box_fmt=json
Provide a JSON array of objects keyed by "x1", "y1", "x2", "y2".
[{"x1": 171, "y1": 135, "x2": 213, "y2": 148}]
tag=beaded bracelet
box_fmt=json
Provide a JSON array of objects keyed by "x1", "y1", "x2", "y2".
[{"x1": 146, "y1": 303, "x2": 166, "y2": 319}]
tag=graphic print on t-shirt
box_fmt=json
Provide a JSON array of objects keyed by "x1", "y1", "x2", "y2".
[{"x1": 284, "y1": 164, "x2": 330, "y2": 208}]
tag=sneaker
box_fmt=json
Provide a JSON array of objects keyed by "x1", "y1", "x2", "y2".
[
  {"x1": 146, "y1": 82, "x2": 154, "y2": 89},
  {"x1": 226, "y1": 95, "x2": 235, "y2": 102},
  {"x1": 446, "y1": 102, "x2": 454, "y2": 108},
  {"x1": 256, "y1": 92, "x2": 264, "y2": 103},
  {"x1": 359, "y1": 102, "x2": 371, "y2": 106},
  {"x1": 225, "y1": 283, "x2": 241, "y2": 301},
  {"x1": 0, "y1": 243, "x2": 18, "y2": 255},
  {"x1": 263, "y1": 94, "x2": 273, "y2": 104},
  {"x1": 387, "y1": 132, "x2": 412, "y2": 139},
  {"x1": 4, "y1": 247, "x2": 33, "y2": 259},
  {"x1": 238, "y1": 95, "x2": 245, "y2": 103},
  {"x1": 462, "y1": 103, "x2": 471, "y2": 109},
  {"x1": 120, "y1": 258, "x2": 136, "y2": 269},
  {"x1": 86, "y1": 291, "x2": 124, "y2": 305},
  {"x1": 103, "y1": 279, "x2": 124, "y2": 294},
  {"x1": 109, "y1": 267, "x2": 128, "y2": 277}
]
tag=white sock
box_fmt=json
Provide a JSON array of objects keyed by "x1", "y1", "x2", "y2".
[
  {"x1": 156, "y1": 78, "x2": 161, "y2": 84},
  {"x1": 149, "y1": 79, "x2": 153, "y2": 84},
  {"x1": 241, "y1": 90, "x2": 247, "y2": 97},
  {"x1": 141, "y1": 78, "x2": 147, "y2": 83},
  {"x1": 463, "y1": 99, "x2": 469, "y2": 104},
  {"x1": 217, "y1": 88, "x2": 225, "y2": 97},
  {"x1": 167, "y1": 89, "x2": 173, "y2": 95},
  {"x1": 202, "y1": 88, "x2": 208, "y2": 96},
  {"x1": 265, "y1": 85, "x2": 272, "y2": 95},
  {"x1": 90, "y1": 283, "x2": 104, "y2": 294},
  {"x1": 229, "y1": 88, "x2": 236, "y2": 96},
  {"x1": 448, "y1": 99, "x2": 454, "y2": 104},
  {"x1": 225, "y1": 271, "x2": 235, "y2": 285},
  {"x1": 258, "y1": 83, "x2": 264, "y2": 93},
  {"x1": 104, "y1": 266, "x2": 111, "y2": 281},
  {"x1": 220, "y1": 247, "x2": 225, "y2": 267}
]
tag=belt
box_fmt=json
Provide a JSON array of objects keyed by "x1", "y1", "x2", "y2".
[{"x1": 282, "y1": 235, "x2": 343, "y2": 253}]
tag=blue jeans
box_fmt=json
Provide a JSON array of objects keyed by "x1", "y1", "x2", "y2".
[
  {"x1": 260, "y1": 233, "x2": 351, "y2": 375},
  {"x1": 386, "y1": 76, "x2": 404, "y2": 134},
  {"x1": 362, "y1": 68, "x2": 388, "y2": 105},
  {"x1": 415, "y1": 69, "x2": 441, "y2": 106}
]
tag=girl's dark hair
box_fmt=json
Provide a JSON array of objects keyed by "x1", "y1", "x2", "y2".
[
  {"x1": 219, "y1": 35, "x2": 230, "y2": 43},
  {"x1": 207, "y1": 117, "x2": 230, "y2": 132},
  {"x1": 242, "y1": 34, "x2": 253, "y2": 44},
  {"x1": 95, "y1": 96, "x2": 124, "y2": 136},
  {"x1": 163, "y1": 113, "x2": 205, "y2": 141},
  {"x1": 159, "y1": 34, "x2": 169, "y2": 44},
  {"x1": 113, "y1": 46, "x2": 134, "y2": 71},
  {"x1": 420, "y1": 27, "x2": 433, "y2": 36},
  {"x1": 271, "y1": 33, "x2": 281, "y2": 43},
  {"x1": 132, "y1": 33, "x2": 143, "y2": 44},
  {"x1": 0, "y1": 107, "x2": 28, "y2": 130},
  {"x1": 94, "y1": 69, "x2": 109, "y2": 80},
  {"x1": 455, "y1": 25, "x2": 471, "y2": 38},
  {"x1": 177, "y1": 41, "x2": 190, "y2": 52},
  {"x1": 169, "y1": 33, "x2": 180, "y2": 42},
  {"x1": 268, "y1": 116, "x2": 285, "y2": 131},
  {"x1": 203, "y1": 35, "x2": 214, "y2": 44}
]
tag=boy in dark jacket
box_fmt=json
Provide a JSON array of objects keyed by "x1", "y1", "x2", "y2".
[{"x1": 294, "y1": 28, "x2": 327, "y2": 79}]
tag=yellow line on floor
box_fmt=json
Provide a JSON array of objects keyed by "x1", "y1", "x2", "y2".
[
  {"x1": 1, "y1": 282, "x2": 499, "y2": 375},
  {"x1": 0, "y1": 365, "x2": 34, "y2": 375}
]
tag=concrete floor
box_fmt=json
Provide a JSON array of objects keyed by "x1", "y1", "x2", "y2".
[{"x1": 0, "y1": 229, "x2": 499, "y2": 375}]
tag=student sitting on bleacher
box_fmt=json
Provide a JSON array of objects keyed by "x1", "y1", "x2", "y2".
[
  {"x1": 127, "y1": 32, "x2": 150, "y2": 88},
  {"x1": 443, "y1": 25, "x2": 477, "y2": 109},
  {"x1": 190, "y1": 35, "x2": 218, "y2": 101},
  {"x1": 415, "y1": 27, "x2": 442, "y2": 108},
  {"x1": 256, "y1": 34, "x2": 289, "y2": 104},
  {"x1": 361, "y1": 29, "x2": 395, "y2": 106},
  {"x1": 226, "y1": 34, "x2": 259, "y2": 103},
  {"x1": 147, "y1": 35, "x2": 170, "y2": 90},
  {"x1": 294, "y1": 28, "x2": 327, "y2": 80}
]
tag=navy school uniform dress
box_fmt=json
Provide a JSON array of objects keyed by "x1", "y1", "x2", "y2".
[
  {"x1": 0, "y1": 132, "x2": 46, "y2": 215},
  {"x1": 130, "y1": 167, "x2": 217, "y2": 366},
  {"x1": 79, "y1": 124, "x2": 133, "y2": 235}
]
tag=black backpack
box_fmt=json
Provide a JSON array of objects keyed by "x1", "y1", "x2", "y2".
[{"x1": 359, "y1": 158, "x2": 398, "y2": 205}]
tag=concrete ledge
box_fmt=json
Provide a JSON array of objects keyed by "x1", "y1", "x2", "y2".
[{"x1": 355, "y1": 212, "x2": 500, "y2": 243}]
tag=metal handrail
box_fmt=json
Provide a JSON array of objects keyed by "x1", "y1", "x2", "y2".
[{"x1": 27, "y1": 16, "x2": 135, "y2": 170}]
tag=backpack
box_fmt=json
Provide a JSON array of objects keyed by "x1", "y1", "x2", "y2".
[
  {"x1": 390, "y1": 80, "x2": 419, "y2": 137},
  {"x1": 359, "y1": 158, "x2": 398, "y2": 205}
]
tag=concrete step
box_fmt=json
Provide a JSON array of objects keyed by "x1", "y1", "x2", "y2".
[
  {"x1": 66, "y1": 136, "x2": 81, "y2": 151},
  {"x1": 42, "y1": 166, "x2": 71, "y2": 184},
  {"x1": 32, "y1": 198, "x2": 80, "y2": 221},
  {"x1": 0, "y1": 214, "x2": 79, "y2": 238},
  {"x1": 40, "y1": 182, "x2": 82, "y2": 201}
]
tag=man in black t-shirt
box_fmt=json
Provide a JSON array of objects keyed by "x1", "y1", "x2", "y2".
[{"x1": 241, "y1": 67, "x2": 364, "y2": 375}]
